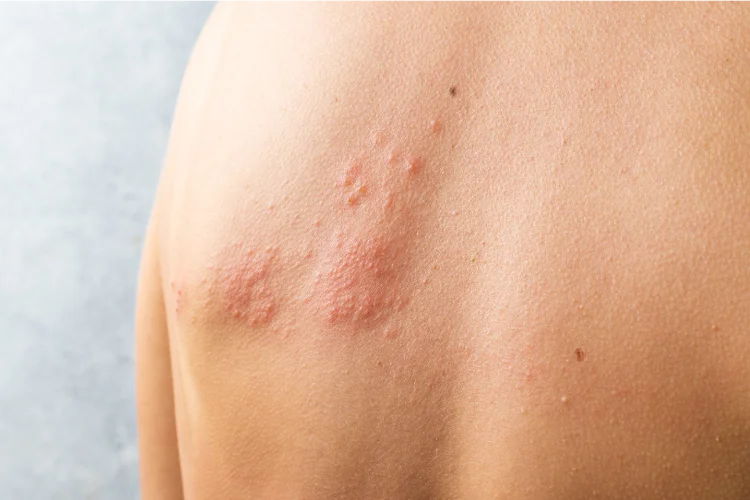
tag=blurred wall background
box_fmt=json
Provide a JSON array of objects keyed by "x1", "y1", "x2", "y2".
[{"x1": 0, "y1": 3, "x2": 214, "y2": 498}]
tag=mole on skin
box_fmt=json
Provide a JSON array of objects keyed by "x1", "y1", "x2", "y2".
[{"x1": 575, "y1": 348, "x2": 585, "y2": 361}]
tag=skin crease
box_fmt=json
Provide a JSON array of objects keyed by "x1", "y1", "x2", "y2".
[{"x1": 135, "y1": 3, "x2": 750, "y2": 500}]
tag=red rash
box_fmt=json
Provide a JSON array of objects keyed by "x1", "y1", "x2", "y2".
[
  {"x1": 308, "y1": 134, "x2": 429, "y2": 329},
  {"x1": 339, "y1": 160, "x2": 370, "y2": 207},
  {"x1": 201, "y1": 128, "x2": 432, "y2": 331},
  {"x1": 314, "y1": 233, "x2": 405, "y2": 327},
  {"x1": 216, "y1": 247, "x2": 277, "y2": 327}
]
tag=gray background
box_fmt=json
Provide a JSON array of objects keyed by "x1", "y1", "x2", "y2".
[{"x1": 0, "y1": 3, "x2": 214, "y2": 498}]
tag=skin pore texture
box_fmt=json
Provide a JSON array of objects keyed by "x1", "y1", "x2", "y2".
[{"x1": 135, "y1": 3, "x2": 750, "y2": 500}]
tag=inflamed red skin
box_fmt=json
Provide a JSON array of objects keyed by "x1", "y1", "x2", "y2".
[{"x1": 180, "y1": 122, "x2": 441, "y2": 340}]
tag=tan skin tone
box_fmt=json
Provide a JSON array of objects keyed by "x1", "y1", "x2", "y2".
[{"x1": 136, "y1": 3, "x2": 750, "y2": 499}]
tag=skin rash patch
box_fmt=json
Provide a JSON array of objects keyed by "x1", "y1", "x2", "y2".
[
  {"x1": 207, "y1": 245, "x2": 279, "y2": 327},
  {"x1": 307, "y1": 130, "x2": 432, "y2": 330},
  {"x1": 313, "y1": 232, "x2": 408, "y2": 327},
  {"x1": 195, "y1": 127, "x2": 437, "y2": 333}
]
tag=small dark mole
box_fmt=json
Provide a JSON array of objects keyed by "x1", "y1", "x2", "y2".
[
  {"x1": 575, "y1": 348, "x2": 585, "y2": 362},
  {"x1": 449, "y1": 86, "x2": 457, "y2": 97}
]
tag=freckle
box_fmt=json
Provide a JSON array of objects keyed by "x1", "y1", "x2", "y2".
[
  {"x1": 406, "y1": 155, "x2": 423, "y2": 175},
  {"x1": 449, "y1": 86, "x2": 457, "y2": 97},
  {"x1": 430, "y1": 119, "x2": 443, "y2": 134},
  {"x1": 357, "y1": 184, "x2": 368, "y2": 195},
  {"x1": 433, "y1": 263, "x2": 438, "y2": 270},
  {"x1": 575, "y1": 348, "x2": 586, "y2": 361}
]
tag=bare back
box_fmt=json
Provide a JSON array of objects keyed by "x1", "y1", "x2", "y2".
[{"x1": 136, "y1": 4, "x2": 750, "y2": 499}]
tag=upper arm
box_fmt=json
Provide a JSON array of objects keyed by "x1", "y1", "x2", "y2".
[
  {"x1": 134, "y1": 212, "x2": 183, "y2": 500},
  {"x1": 133, "y1": 4, "x2": 236, "y2": 495}
]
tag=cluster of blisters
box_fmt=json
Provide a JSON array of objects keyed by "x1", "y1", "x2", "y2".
[
  {"x1": 314, "y1": 233, "x2": 408, "y2": 327},
  {"x1": 310, "y1": 128, "x2": 435, "y2": 333},
  {"x1": 198, "y1": 120, "x2": 441, "y2": 335},
  {"x1": 212, "y1": 245, "x2": 278, "y2": 327},
  {"x1": 338, "y1": 160, "x2": 369, "y2": 207}
]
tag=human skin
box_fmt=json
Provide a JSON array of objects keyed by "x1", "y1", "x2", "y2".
[{"x1": 135, "y1": 3, "x2": 750, "y2": 499}]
